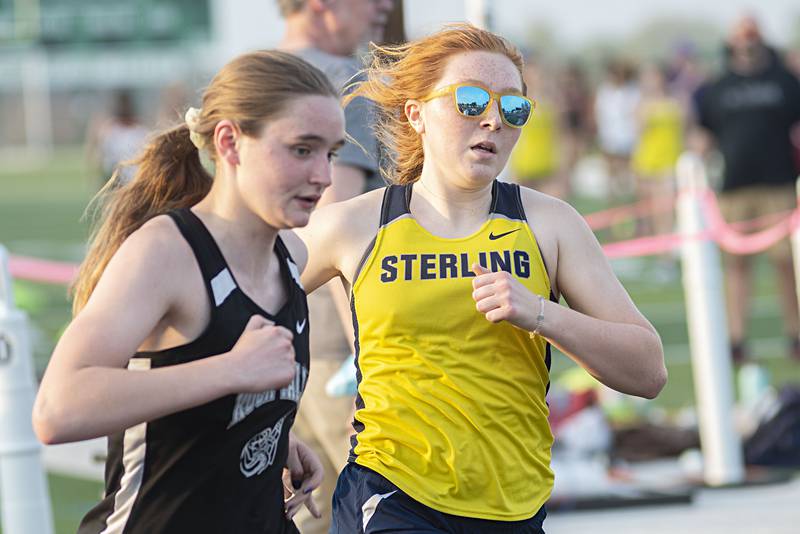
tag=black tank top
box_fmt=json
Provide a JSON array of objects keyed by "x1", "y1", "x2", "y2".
[{"x1": 78, "y1": 208, "x2": 309, "y2": 534}]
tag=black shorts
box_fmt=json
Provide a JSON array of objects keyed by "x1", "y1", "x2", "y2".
[{"x1": 330, "y1": 463, "x2": 546, "y2": 534}]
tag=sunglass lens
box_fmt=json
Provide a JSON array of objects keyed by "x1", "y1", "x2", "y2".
[
  {"x1": 500, "y1": 95, "x2": 531, "y2": 127},
  {"x1": 455, "y1": 86, "x2": 490, "y2": 117}
]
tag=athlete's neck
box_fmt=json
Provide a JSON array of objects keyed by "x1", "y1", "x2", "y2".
[
  {"x1": 192, "y1": 189, "x2": 279, "y2": 280},
  {"x1": 411, "y1": 173, "x2": 493, "y2": 237}
]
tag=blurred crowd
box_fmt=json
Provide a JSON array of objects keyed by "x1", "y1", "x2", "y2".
[
  {"x1": 87, "y1": 14, "x2": 800, "y2": 211},
  {"x1": 86, "y1": 12, "x2": 800, "y2": 371},
  {"x1": 510, "y1": 16, "x2": 800, "y2": 204}
]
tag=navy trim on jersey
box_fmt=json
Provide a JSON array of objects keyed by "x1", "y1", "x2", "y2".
[{"x1": 379, "y1": 183, "x2": 410, "y2": 226}]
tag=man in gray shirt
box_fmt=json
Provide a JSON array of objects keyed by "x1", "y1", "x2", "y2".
[
  {"x1": 279, "y1": 0, "x2": 393, "y2": 200},
  {"x1": 277, "y1": 1, "x2": 395, "y2": 532}
]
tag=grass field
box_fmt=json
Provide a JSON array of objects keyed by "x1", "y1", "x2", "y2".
[{"x1": 1, "y1": 148, "x2": 799, "y2": 533}]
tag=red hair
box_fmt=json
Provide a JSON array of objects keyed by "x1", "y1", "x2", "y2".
[{"x1": 347, "y1": 24, "x2": 525, "y2": 185}]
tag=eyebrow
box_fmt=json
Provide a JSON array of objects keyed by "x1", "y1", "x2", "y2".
[
  {"x1": 455, "y1": 79, "x2": 523, "y2": 94},
  {"x1": 292, "y1": 134, "x2": 346, "y2": 148}
]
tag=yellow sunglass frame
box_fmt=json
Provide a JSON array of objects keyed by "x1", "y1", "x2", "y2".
[{"x1": 421, "y1": 83, "x2": 536, "y2": 128}]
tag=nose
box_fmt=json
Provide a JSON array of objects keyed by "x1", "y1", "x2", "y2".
[
  {"x1": 311, "y1": 156, "x2": 333, "y2": 188},
  {"x1": 480, "y1": 100, "x2": 503, "y2": 131}
]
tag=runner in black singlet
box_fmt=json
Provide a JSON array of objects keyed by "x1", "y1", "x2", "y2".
[{"x1": 33, "y1": 50, "x2": 346, "y2": 533}]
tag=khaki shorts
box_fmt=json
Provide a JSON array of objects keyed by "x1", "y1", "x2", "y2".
[{"x1": 718, "y1": 184, "x2": 797, "y2": 262}]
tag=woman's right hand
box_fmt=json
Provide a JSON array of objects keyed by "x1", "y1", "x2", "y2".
[{"x1": 228, "y1": 315, "x2": 297, "y2": 393}]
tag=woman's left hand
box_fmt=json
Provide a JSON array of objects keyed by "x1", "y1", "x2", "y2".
[
  {"x1": 283, "y1": 433, "x2": 324, "y2": 520},
  {"x1": 471, "y1": 263, "x2": 540, "y2": 332}
]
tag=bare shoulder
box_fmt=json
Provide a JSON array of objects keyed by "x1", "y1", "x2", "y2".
[
  {"x1": 518, "y1": 186, "x2": 588, "y2": 289},
  {"x1": 519, "y1": 186, "x2": 591, "y2": 245},
  {"x1": 79, "y1": 213, "x2": 203, "y2": 336},
  {"x1": 303, "y1": 187, "x2": 385, "y2": 251},
  {"x1": 519, "y1": 186, "x2": 583, "y2": 224},
  {"x1": 102, "y1": 214, "x2": 198, "y2": 299},
  {"x1": 123, "y1": 215, "x2": 195, "y2": 271},
  {"x1": 297, "y1": 187, "x2": 386, "y2": 288},
  {"x1": 315, "y1": 187, "x2": 384, "y2": 235}
]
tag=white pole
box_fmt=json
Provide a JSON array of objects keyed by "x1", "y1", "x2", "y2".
[
  {"x1": 21, "y1": 48, "x2": 53, "y2": 157},
  {"x1": 0, "y1": 245, "x2": 54, "y2": 534},
  {"x1": 792, "y1": 178, "x2": 800, "y2": 325},
  {"x1": 676, "y1": 153, "x2": 744, "y2": 486},
  {"x1": 464, "y1": 0, "x2": 489, "y2": 30}
]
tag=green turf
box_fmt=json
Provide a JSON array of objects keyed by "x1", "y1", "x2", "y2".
[
  {"x1": 2, "y1": 148, "x2": 800, "y2": 531},
  {"x1": 0, "y1": 474, "x2": 103, "y2": 534},
  {"x1": 0, "y1": 148, "x2": 93, "y2": 378}
]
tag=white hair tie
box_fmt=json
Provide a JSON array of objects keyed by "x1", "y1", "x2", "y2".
[{"x1": 184, "y1": 107, "x2": 205, "y2": 150}]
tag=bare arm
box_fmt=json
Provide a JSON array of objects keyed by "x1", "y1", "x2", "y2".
[
  {"x1": 296, "y1": 188, "x2": 383, "y2": 294},
  {"x1": 473, "y1": 194, "x2": 666, "y2": 399},
  {"x1": 33, "y1": 218, "x2": 296, "y2": 443},
  {"x1": 301, "y1": 163, "x2": 367, "y2": 350},
  {"x1": 546, "y1": 201, "x2": 665, "y2": 397}
]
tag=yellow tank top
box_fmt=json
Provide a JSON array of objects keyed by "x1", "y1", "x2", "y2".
[
  {"x1": 510, "y1": 105, "x2": 559, "y2": 180},
  {"x1": 632, "y1": 99, "x2": 683, "y2": 176},
  {"x1": 349, "y1": 181, "x2": 554, "y2": 521}
]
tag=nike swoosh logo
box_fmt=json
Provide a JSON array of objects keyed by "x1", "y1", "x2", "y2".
[
  {"x1": 488, "y1": 229, "x2": 521, "y2": 240},
  {"x1": 296, "y1": 319, "x2": 306, "y2": 334}
]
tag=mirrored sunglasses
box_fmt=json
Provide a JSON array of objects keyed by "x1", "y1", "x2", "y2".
[{"x1": 422, "y1": 84, "x2": 535, "y2": 128}]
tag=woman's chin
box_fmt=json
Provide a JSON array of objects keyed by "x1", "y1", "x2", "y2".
[
  {"x1": 463, "y1": 165, "x2": 500, "y2": 184},
  {"x1": 284, "y1": 212, "x2": 311, "y2": 229}
]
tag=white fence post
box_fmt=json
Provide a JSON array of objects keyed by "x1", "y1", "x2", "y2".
[
  {"x1": 0, "y1": 244, "x2": 54, "y2": 534},
  {"x1": 791, "y1": 178, "x2": 800, "y2": 331},
  {"x1": 464, "y1": 0, "x2": 490, "y2": 29},
  {"x1": 676, "y1": 153, "x2": 745, "y2": 486},
  {"x1": 22, "y1": 49, "x2": 54, "y2": 156}
]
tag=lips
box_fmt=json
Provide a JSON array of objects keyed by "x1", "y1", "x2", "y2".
[
  {"x1": 471, "y1": 141, "x2": 497, "y2": 154},
  {"x1": 295, "y1": 194, "x2": 321, "y2": 209}
]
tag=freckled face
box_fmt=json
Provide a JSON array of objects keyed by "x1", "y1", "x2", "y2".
[{"x1": 418, "y1": 51, "x2": 525, "y2": 187}]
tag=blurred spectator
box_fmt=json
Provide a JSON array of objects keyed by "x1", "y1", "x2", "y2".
[
  {"x1": 693, "y1": 14, "x2": 800, "y2": 364},
  {"x1": 595, "y1": 60, "x2": 640, "y2": 200},
  {"x1": 278, "y1": 0, "x2": 392, "y2": 198},
  {"x1": 666, "y1": 41, "x2": 707, "y2": 121},
  {"x1": 510, "y1": 58, "x2": 566, "y2": 198},
  {"x1": 84, "y1": 89, "x2": 149, "y2": 188},
  {"x1": 785, "y1": 48, "x2": 800, "y2": 78},
  {"x1": 558, "y1": 61, "x2": 594, "y2": 194},
  {"x1": 632, "y1": 63, "x2": 683, "y2": 240},
  {"x1": 377, "y1": 0, "x2": 405, "y2": 45},
  {"x1": 787, "y1": 49, "x2": 800, "y2": 172},
  {"x1": 277, "y1": 1, "x2": 395, "y2": 532}
]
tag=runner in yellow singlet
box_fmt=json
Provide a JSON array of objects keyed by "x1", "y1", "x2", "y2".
[{"x1": 298, "y1": 25, "x2": 667, "y2": 534}]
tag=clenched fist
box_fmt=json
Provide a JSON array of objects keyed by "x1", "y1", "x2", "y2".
[{"x1": 228, "y1": 315, "x2": 296, "y2": 393}]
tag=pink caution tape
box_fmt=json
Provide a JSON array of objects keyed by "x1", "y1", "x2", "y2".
[
  {"x1": 700, "y1": 190, "x2": 800, "y2": 255},
  {"x1": 6, "y1": 187, "x2": 800, "y2": 285},
  {"x1": 584, "y1": 195, "x2": 675, "y2": 231},
  {"x1": 584, "y1": 193, "x2": 791, "y2": 233},
  {"x1": 600, "y1": 189, "x2": 800, "y2": 258},
  {"x1": 9, "y1": 255, "x2": 78, "y2": 285},
  {"x1": 601, "y1": 232, "x2": 688, "y2": 258}
]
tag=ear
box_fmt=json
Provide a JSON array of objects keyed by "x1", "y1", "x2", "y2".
[
  {"x1": 405, "y1": 99, "x2": 425, "y2": 135},
  {"x1": 214, "y1": 119, "x2": 240, "y2": 166}
]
